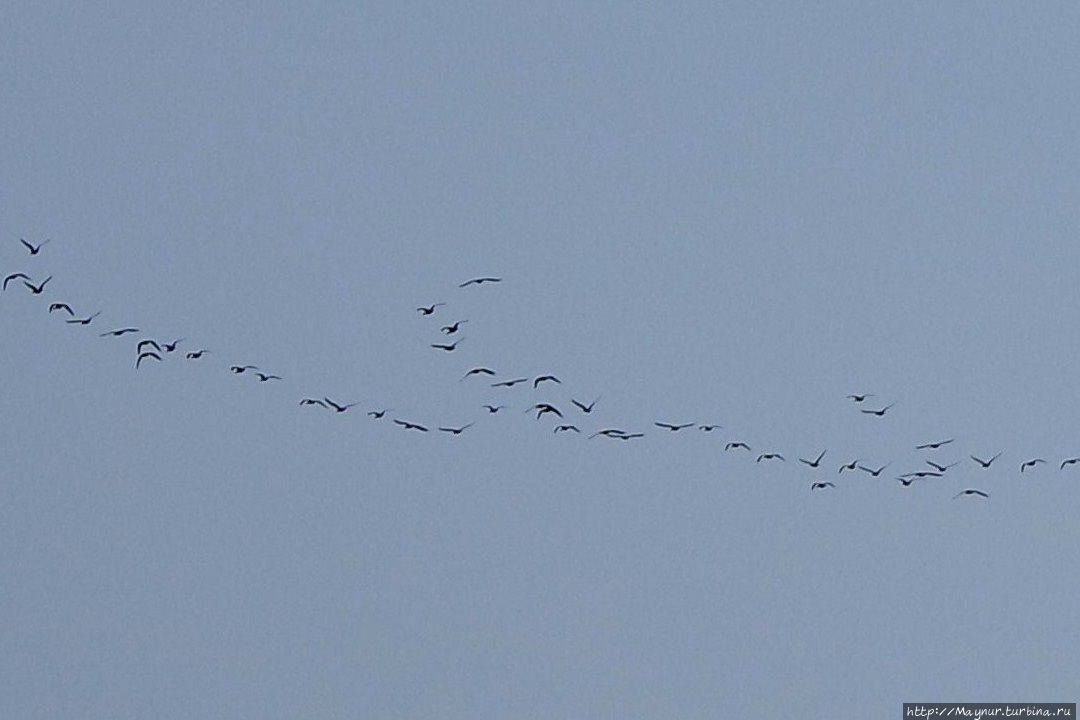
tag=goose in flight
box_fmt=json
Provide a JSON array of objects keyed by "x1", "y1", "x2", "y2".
[
  {"x1": 655, "y1": 422, "x2": 694, "y2": 432},
  {"x1": 799, "y1": 450, "x2": 826, "y2": 468},
  {"x1": 161, "y1": 338, "x2": 184, "y2": 353},
  {"x1": 1020, "y1": 458, "x2": 1046, "y2": 473},
  {"x1": 860, "y1": 402, "x2": 896, "y2": 417},
  {"x1": 970, "y1": 452, "x2": 1002, "y2": 468},
  {"x1": 811, "y1": 482, "x2": 836, "y2": 490},
  {"x1": 255, "y1": 372, "x2": 282, "y2": 382},
  {"x1": 482, "y1": 404, "x2": 506, "y2": 414},
  {"x1": 19, "y1": 238, "x2": 50, "y2": 255},
  {"x1": 838, "y1": 459, "x2": 861, "y2": 474},
  {"x1": 530, "y1": 403, "x2": 562, "y2": 419},
  {"x1": 491, "y1": 377, "x2": 529, "y2": 388},
  {"x1": 300, "y1": 398, "x2": 328, "y2": 408},
  {"x1": 900, "y1": 471, "x2": 943, "y2": 479},
  {"x1": 100, "y1": 327, "x2": 139, "y2": 337},
  {"x1": 48, "y1": 302, "x2": 74, "y2": 315},
  {"x1": 953, "y1": 489, "x2": 989, "y2": 500},
  {"x1": 137, "y1": 339, "x2": 161, "y2": 354},
  {"x1": 1061, "y1": 458, "x2": 1080, "y2": 470},
  {"x1": 925, "y1": 460, "x2": 958, "y2": 473},
  {"x1": 461, "y1": 367, "x2": 495, "y2": 380},
  {"x1": 897, "y1": 477, "x2": 918, "y2": 487},
  {"x1": 858, "y1": 463, "x2": 889, "y2": 477},
  {"x1": 393, "y1": 419, "x2": 429, "y2": 432},
  {"x1": 458, "y1": 277, "x2": 501, "y2": 288},
  {"x1": 230, "y1": 365, "x2": 258, "y2": 374},
  {"x1": 431, "y1": 338, "x2": 464, "y2": 352},
  {"x1": 846, "y1": 393, "x2": 873, "y2": 403},
  {"x1": 553, "y1": 425, "x2": 580, "y2": 434},
  {"x1": 23, "y1": 276, "x2": 52, "y2": 294},
  {"x1": 698, "y1": 424, "x2": 722, "y2": 432},
  {"x1": 438, "y1": 423, "x2": 474, "y2": 435},
  {"x1": 590, "y1": 428, "x2": 628, "y2": 439},
  {"x1": 757, "y1": 453, "x2": 785, "y2": 462},
  {"x1": 3, "y1": 272, "x2": 31, "y2": 290},
  {"x1": 571, "y1": 397, "x2": 599, "y2": 413},
  {"x1": 416, "y1": 303, "x2": 445, "y2": 315},
  {"x1": 66, "y1": 312, "x2": 101, "y2": 325},
  {"x1": 185, "y1": 349, "x2": 209, "y2": 359},
  {"x1": 614, "y1": 433, "x2": 645, "y2": 441},
  {"x1": 533, "y1": 375, "x2": 561, "y2": 388},
  {"x1": 440, "y1": 320, "x2": 468, "y2": 335},
  {"x1": 367, "y1": 409, "x2": 392, "y2": 419},
  {"x1": 725, "y1": 442, "x2": 752, "y2": 452},
  {"x1": 916, "y1": 438, "x2": 954, "y2": 450},
  {"x1": 136, "y1": 351, "x2": 162, "y2": 369},
  {"x1": 323, "y1": 397, "x2": 359, "y2": 413}
]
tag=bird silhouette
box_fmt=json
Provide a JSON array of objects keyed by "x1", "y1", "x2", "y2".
[
  {"x1": 458, "y1": 277, "x2": 501, "y2": 288},
  {"x1": 438, "y1": 423, "x2": 474, "y2": 435},
  {"x1": 571, "y1": 397, "x2": 599, "y2": 413},
  {"x1": 137, "y1": 339, "x2": 161, "y2": 354},
  {"x1": 590, "y1": 428, "x2": 628, "y2": 439},
  {"x1": 533, "y1": 375, "x2": 561, "y2": 388},
  {"x1": 757, "y1": 453, "x2": 785, "y2": 462},
  {"x1": 838, "y1": 459, "x2": 860, "y2": 474},
  {"x1": 847, "y1": 393, "x2": 873, "y2": 403},
  {"x1": 925, "y1": 460, "x2": 958, "y2": 473},
  {"x1": 860, "y1": 402, "x2": 896, "y2": 417},
  {"x1": 300, "y1": 398, "x2": 328, "y2": 408},
  {"x1": 431, "y1": 338, "x2": 464, "y2": 351},
  {"x1": 3, "y1": 273, "x2": 31, "y2": 290},
  {"x1": 482, "y1": 404, "x2": 506, "y2": 414},
  {"x1": 799, "y1": 450, "x2": 827, "y2": 468},
  {"x1": 970, "y1": 452, "x2": 1002, "y2": 468},
  {"x1": 725, "y1": 442, "x2": 752, "y2": 452},
  {"x1": 367, "y1": 409, "x2": 392, "y2": 419},
  {"x1": 48, "y1": 302, "x2": 73, "y2": 315},
  {"x1": 897, "y1": 477, "x2": 918, "y2": 487},
  {"x1": 900, "y1": 471, "x2": 943, "y2": 479},
  {"x1": 491, "y1": 378, "x2": 529, "y2": 388},
  {"x1": 161, "y1": 338, "x2": 184, "y2": 353},
  {"x1": 461, "y1": 367, "x2": 496, "y2": 380},
  {"x1": 655, "y1": 422, "x2": 694, "y2": 432},
  {"x1": 553, "y1": 425, "x2": 580, "y2": 434},
  {"x1": 698, "y1": 424, "x2": 722, "y2": 432},
  {"x1": 1061, "y1": 458, "x2": 1080, "y2": 470},
  {"x1": 811, "y1": 482, "x2": 836, "y2": 490},
  {"x1": 530, "y1": 403, "x2": 562, "y2": 419},
  {"x1": 1020, "y1": 458, "x2": 1046, "y2": 473},
  {"x1": 614, "y1": 433, "x2": 645, "y2": 441},
  {"x1": 323, "y1": 397, "x2": 359, "y2": 413},
  {"x1": 916, "y1": 438, "x2": 954, "y2": 450},
  {"x1": 230, "y1": 365, "x2": 258, "y2": 374},
  {"x1": 185, "y1": 349, "x2": 209, "y2": 359},
  {"x1": 416, "y1": 303, "x2": 445, "y2": 315},
  {"x1": 858, "y1": 463, "x2": 889, "y2": 477},
  {"x1": 255, "y1": 373, "x2": 282, "y2": 382},
  {"x1": 19, "y1": 238, "x2": 50, "y2": 255},
  {"x1": 953, "y1": 489, "x2": 989, "y2": 500},
  {"x1": 136, "y1": 351, "x2": 162, "y2": 369},
  {"x1": 440, "y1": 320, "x2": 468, "y2": 334},
  {"x1": 22, "y1": 276, "x2": 52, "y2": 294},
  {"x1": 66, "y1": 312, "x2": 101, "y2": 325},
  {"x1": 100, "y1": 327, "x2": 139, "y2": 337},
  {"x1": 393, "y1": 419, "x2": 429, "y2": 432}
]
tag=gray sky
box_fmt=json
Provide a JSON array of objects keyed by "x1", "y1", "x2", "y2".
[{"x1": 3, "y1": 2, "x2": 1080, "y2": 717}]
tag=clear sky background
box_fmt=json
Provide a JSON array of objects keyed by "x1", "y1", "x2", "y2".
[{"x1": 3, "y1": 2, "x2": 1080, "y2": 718}]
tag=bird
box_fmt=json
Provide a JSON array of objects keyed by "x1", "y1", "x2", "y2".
[
  {"x1": 1020, "y1": 458, "x2": 1046, "y2": 473},
  {"x1": 137, "y1": 339, "x2": 161, "y2": 354},
  {"x1": 100, "y1": 327, "x2": 139, "y2": 337},
  {"x1": 970, "y1": 452, "x2": 1002, "y2": 468},
  {"x1": 255, "y1": 372, "x2": 282, "y2": 382},
  {"x1": 431, "y1": 338, "x2": 464, "y2": 351},
  {"x1": 482, "y1": 405, "x2": 506, "y2": 414},
  {"x1": 838, "y1": 459, "x2": 860, "y2": 474},
  {"x1": 491, "y1": 378, "x2": 529, "y2": 388},
  {"x1": 19, "y1": 238, "x2": 50, "y2": 255},
  {"x1": 300, "y1": 398, "x2": 328, "y2": 408},
  {"x1": 847, "y1": 393, "x2": 873, "y2": 403},
  {"x1": 136, "y1": 351, "x2": 162, "y2": 369},
  {"x1": 811, "y1": 482, "x2": 836, "y2": 490},
  {"x1": 66, "y1": 312, "x2": 101, "y2": 325},
  {"x1": 916, "y1": 438, "x2": 954, "y2": 450},
  {"x1": 757, "y1": 453, "x2": 785, "y2": 462},
  {"x1": 393, "y1": 419, "x2": 429, "y2": 432},
  {"x1": 530, "y1": 403, "x2": 562, "y2": 419},
  {"x1": 23, "y1": 276, "x2": 52, "y2": 294},
  {"x1": 48, "y1": 302, "x2": 74, "y2": 315},
  {"x1": 861, "y1": 402, "x2": 896, "y2": 416},
  {"x1": 698, "y1": 424, "x2": 722, "y2": 432},
  {"x1": 416, "y1": 303, "x2": 445, "y2": 315},
  {"x1": 533, "y1": 375, "x2": 561, "y2": 388},
  {"x1": 1061, "y1": 458, "x2": 1080, "y2": 470},
  {"x1": 953, "y1": 489, "x2": 990, "y2": 500},
  {"x1": 185, "y1": 349, "x2": 209, "y2": 359},
  {"x1": 799, "y1": 450, "x2": 827, "y2": 468},
  {"x1": 900, "y1": 471, "x2": 943, "y2": 479},
  {"x1": 440, "y1": 320, "x2": 468, "y2": 334},
  {"x1": 161, "y1": 338, "x2": 184, "y2": 353},
  {"x1": 725, "y1": 442, "x2": 752, "y2": 452},
  {"x1": 858, "y1": 463, "x2": 889, "y2": 477},
  {"x1": 458, "y1": 277, "x2": 501, "y2": 288},
  {"x1": 590, "y1": 428, "x2": 628, "y2": 439},
  {"x1": 614, "y1": 433, "x2": 645, "y2": 441},
  {"x1": 925, "y1": 460, "x2": 958, "y2": 473},
  {"x1": 897, "y1": 477, "x2": 918, "y2": 487},
  {"x1": 553, "y1": 425, "x2": 580, "y2": 434},
  {"x1": 323, "y1": 397, "x2": 359, "y2": 413},
  {"x1": 3, "y1": 272, "x2": 31, "y2": 290},
  {"x1": 655, "y1": 422, "x2": 694, "y2": 432},
  {"x1": 230, "y1": 365, "x2": 258, "y2": 374},
  {"x1": 367, "y1": 409, "x2": 392, "y2": 419},
  {"x1": 461, "y1": 367, "x2": 496, "y2": 380},
  {"x1": 438, "y1": 423, "x2": 474, "y2": 435},
  {"x1": 571, "y1": 397, "x2": 599, "y2": 413}
]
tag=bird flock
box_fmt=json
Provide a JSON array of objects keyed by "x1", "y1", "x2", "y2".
[{"x1": 6, "y1": 237, "x2": 1078, "y2": 501}]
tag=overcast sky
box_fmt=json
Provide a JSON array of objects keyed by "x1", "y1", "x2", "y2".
[{"x1": 3, "y1": 2, "x2": 1080, "y2": 718}]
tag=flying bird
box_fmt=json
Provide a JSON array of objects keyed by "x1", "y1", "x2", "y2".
[
  {"x1": 66, "y1": 312, "x2": 101, "y2": 325},
  {"x1": 438, "y1": 423, "x2": 474, "y2": 435},
  {"x1": 48, "y1": 302, "x2": 74, "y2": 315},
  {"x1": 861, "y1": 402, "x2": 896, "y2": 417},
  {"x1": 698, "y1": 424, "x2": 722, "y2": 432},
  {"x1": 161, "y1": 338, "x2": 184, "y2": 353},
  {"x1": 461, "y1": 367, "x2": 495, "y2": 380},
  {"x1": 615, "y1": 433, "x2": 645, "y2": 441},
  {"x1": 1061, "y1": 458, "x2": 1080, "y2": 470},
  {"x1": 858, "y1": 463, "x2": 889, "y2": 477},
  {"x1": 900, "y1": 471, "x2": 943, "y2": 479},
  {"x1": 440, "y1": 320, "x2": 468, "y2": 335},
  {"x1": 300, "y1": 398, "x2": 328, "y2": 408},
  {"x1": 19, "y1": 238, "x2": 50, "y2": 255},
  {"x1": 553, "y1": 425, "x2": 580, "y2": 434},
  {"x1": 655, "y1": 422, "x2": 694, "y2": 432},
  {"x1": 491, "y1": 378, "x2": 529, "y2": 388},
  {"x1": 970, "y1": 452, "x2": 1002, "y2": 468},
  {"x1": 230, "y1": 365, "x2": 258, "y2": 374},
  {"x1": 897, "y1": 477, "x2": 918, "y2": 487},
  {"x1": 533, "y1": 375, "x2": 561, "y2": 388},
  {"x1": 431, "y1": 338, "x2": 464, "y2": 352},
  {"x1": 571, "y1": 397, "x2": 600, "y2": 413},
  {"x1": 811, "y1": 482, "x2": 836, "y2": 491},
  {"x1": 137, "y1": 339, "x2": 161, "y2": 354},
  {"x1": 416, "y1": 303, "x2": 445, "y2": 315},
  {"x1": 3, "y1": 272, "x2": 31, "y2": 290},
  {"x1": 838, "y1": 459, "x2": 861, "y2": 474},
  {"x1": 100, "y1": 327, "x2": 139, "y2": 337},
  {"x1": 799, "y1": 450, "x2": 827, "y2": 468},
  {"x1": 916, "y1": 438, "x2": 954, "y2": 450},
  {"x1": 725, "y1": 442, "x2": 752, "y2": 452},
  {"x1": 530, "y1": 403, "x2": 562, "y2": 419},
  {"x1": 458, "y1": 277, "x2": 501, "y2": 288},
  {"x1": 757, "y1": 453, "x2": 785, "y2": 462},
  {"x1": 255, "y1": 373, "x2": 282, "y2": 382},
  {"x1": 393, "y1": 419, "x2": 429, "y2": 432},
  {"x1": 847, "y1": 393, "x2": 873, "y2": 403},
  {"x1": 136, "y1": 351, "x2": 162, "y2": 369},
  {"x1": 1020, "y1": 458, "x2": 1046, "y2": 473},
  {"x1": 925, "y1": 460, "x2": 958, "y2": 473},
  {"x1": 23, "y1": 276, "x2": 52, "y2": 294},
  {"x1": 590, "y1": 428, "x2": 628, "y2": 439},
  {"x1": 323, "y1": 397, "x2": 359, "y2": 413},
  {"x1": 482, "y1": 405, "x2": 506, "y2": 414},
  {"x1": 367, "y1": 409, "x2": 392, "y2": 419},
  {"x1": 953, "y1": 489, "x2": 990, "y2": 500},
  {"x1": 185, "y1": 349, "x2": 209, "y2": 359}
]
